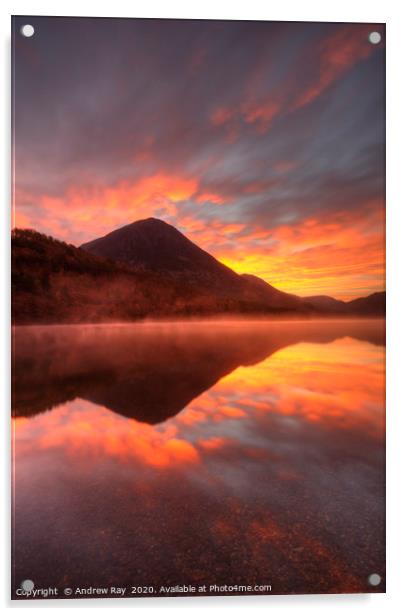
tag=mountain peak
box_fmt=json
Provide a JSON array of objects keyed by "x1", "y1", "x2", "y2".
[
  {"x1": 122, "y1": 217, "x2": 180, "y2": 234},
  {"x1": 80, "y1": 218, "x2": 230, "y2": 275},
  {"x1": 130, "y1": 217, "x2": 171, "y2": 227}
]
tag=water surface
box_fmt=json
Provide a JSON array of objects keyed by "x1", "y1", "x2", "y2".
[{"x1": 12, "y1": 319, "x2": 385, "y2": 596}]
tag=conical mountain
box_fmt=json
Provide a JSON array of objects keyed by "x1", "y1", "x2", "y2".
[
  {"x1": 81, "y1": 218, "x2": 234, "y2": 277},
  {"x1": 80, "y1": 218, "x2": 302, "y2": 306}
]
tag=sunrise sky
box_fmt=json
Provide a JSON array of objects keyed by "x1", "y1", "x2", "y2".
[{"x1": 13, "y1": 17, "x2": 385, "y2": 299}]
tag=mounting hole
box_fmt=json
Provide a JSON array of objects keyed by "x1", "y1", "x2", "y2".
[
  {"x1": 368, "y1": 573, "x2": 381, "y2": 586},
  {"x1": 20, "y1": 24, "x2": 35, "y2": 38},
  {"x1": 368, "y1": 31, "x2": 381, "y2": 45},
  {"x1": 21, "y1": 579, "x2": 34, "y2": 592}
]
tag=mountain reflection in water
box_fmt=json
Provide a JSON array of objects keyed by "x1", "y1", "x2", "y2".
[{"x1": 12, "y1": 320, "x2": 385, "y2": 596}]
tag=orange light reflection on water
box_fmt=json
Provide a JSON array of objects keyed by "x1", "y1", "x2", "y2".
[
  {"x1": 13, "y1": 336, "x2": 384, "y2": 467},
  {"x1": 12, "y1": 325, "x2": 385, "y2": 594}
]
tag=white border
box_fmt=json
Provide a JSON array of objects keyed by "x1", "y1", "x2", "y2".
[{"x1": 2, "y1": 1, "x2": 402, "y2": 614}]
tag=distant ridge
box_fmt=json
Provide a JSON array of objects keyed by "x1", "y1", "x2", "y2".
[{"x1": 305, "y1": 292, "x2": 386, "y2": 315}]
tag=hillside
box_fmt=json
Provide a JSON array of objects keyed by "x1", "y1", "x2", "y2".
[
  {"x1": 305, "y1": 292, "x2": 386, "y2": 315},
  {"x1": 346, "y1": 291, "x2": 386, "y2": 315},
  {"x1": 12, "y1": 228, "x2": 175, "y2": 323},
  {"x1": 12, "y1": 228, "x2": 304, "y2": 323}
]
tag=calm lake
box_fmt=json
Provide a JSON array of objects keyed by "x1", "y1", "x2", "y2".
[{"x1": 12, "y1": 319, "x2": 385, "y2": 597}]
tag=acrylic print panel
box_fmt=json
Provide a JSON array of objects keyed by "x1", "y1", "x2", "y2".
[{"x1": 11, "y1": 16, "x2": 385, "y2": 600}]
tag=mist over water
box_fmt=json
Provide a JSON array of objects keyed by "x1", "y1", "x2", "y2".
[{"x1": 12, "y1": 319, "x2": 385, "y2": 596}]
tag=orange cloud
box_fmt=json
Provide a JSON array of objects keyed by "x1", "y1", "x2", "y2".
[
  {"x1": 13, "y1": 210, "x2": 31, "y2": 228},
  {"x1": 292, "y1": 25, "x2": 377, "y2": 110},
  {"x1": 241, "y1": 100, "x2": 281, "y2": 133},
  {"x1": 29, "y1": 173, "x2": 198, "y2": 242},
  {"x1": 210, "y1": 107, "x2": 234, "y2": 127},
  {"x1": 216, "y1": 203, "x2": 385, "y2": 300},
  {"x1": 195, "y1": 192, "x2": 227, "y2": 205},
  {"x1": 211, "y1": 100, "x2": 280, "y2": 135},
  {"x1": 198, "y1": 437, "x2": 229, "y2": 450}
]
